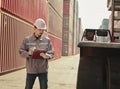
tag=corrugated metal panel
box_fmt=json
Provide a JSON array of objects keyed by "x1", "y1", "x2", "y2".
[
  {"x1": 0, "y1": 12, "x2": 33, "y2": 73},
  {"x1": 49, "y1": 0, "x2": 63, "y2": 17},
  {"x1": 48, "y1": 0, "x2": 63, "y2": 57},
  {"x1": 1, "y1": 0, "x2": 48, "y2": 25},
  {"x1": 62, "y1": 0, "x2": 79, "y2": 55},
  {"x1": 68, "y1": 0, "x2": 74, "y2": 55},
  {"x1": 49, "y1": 7, "x2": 62, "y2": 38},
  {"x1": 72, "y1": 0, "x2": 79, "y2": 55},
  {"x1": 0, "y1": 0, "x2": 49, "y2": 73},
  {"x1": 62, "y1": 0, "x2": 70, "y2": 56},
  {"x1": 48, "y1": 35, "x2": 62, "y2": 59},
  {"x1": 62, "y1": 12, "x2": 69, "y2": 55},
  {"x1": 63, "y1": 0, "x2": 70, "y2": 15}
]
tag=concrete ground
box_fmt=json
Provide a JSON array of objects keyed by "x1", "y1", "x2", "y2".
[{"x1": 0, "y1": 54, "x2": 79, "y2": 89}]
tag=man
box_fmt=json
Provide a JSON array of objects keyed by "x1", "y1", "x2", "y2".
[{"x1": 19, "y1": 18, "x2": 54, "y2": 89}]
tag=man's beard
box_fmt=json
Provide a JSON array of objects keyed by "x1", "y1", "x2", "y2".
[
  {"x1": 34, "y1": 33, "x2": 42, "y2": 39},
  {"x1": 35, "y1": 35, "x2": 41, "y2": 39}
]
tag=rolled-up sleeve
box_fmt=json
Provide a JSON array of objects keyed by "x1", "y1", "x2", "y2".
[{"x1": 19, "y1": 38, "x2": 29, "y2": 58}]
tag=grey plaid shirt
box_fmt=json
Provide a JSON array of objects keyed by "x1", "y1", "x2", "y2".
[{"x1": 19, "y1": 34, "x2": 54, "y2": 74}]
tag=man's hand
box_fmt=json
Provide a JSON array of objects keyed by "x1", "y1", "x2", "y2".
[
  {"x1": 40, "y1": 53, "x2": 51, "y2": 59},
  {"x1": 28, "y1": 47, "x2": 36, "y2": 55}
]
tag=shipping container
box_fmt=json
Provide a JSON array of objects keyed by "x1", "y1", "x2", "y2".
[
  {"x1": 48, "y1": 0, "x2": 63, "y2": 57},
  {"x1": 62, "y1": 0, "x2": 71, "y2": 56},
  {"x1": 1, "y1": 0, "x2": 48, "y2": 26},
  {"x1": 62, "y1": 0, "x2": 79, "y2": 55},
  {"x1": 0, "y1": 11, "x2": 33, "y2": 73},
  {"x1": 72, "y1": 0, "x2": 79, "y2": 55},
  {"x1": 49, "y1": 6, "x2": 62, "y2": 38},
  {"x1": 49, "y1": 0, "x2": 63, "y2": 17},
  {"x1": 48, "y1": 34, "x2": 62, "y2": 59}
]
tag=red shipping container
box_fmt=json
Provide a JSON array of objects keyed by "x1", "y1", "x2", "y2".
[
  {"x1": 0, "y1": 12, "x2": 33, "y2": 73},
  {"x1": 1, "y1": 0, "x2": 48, "y2": 27},
  {"x1": 48, "y1": 34, "x2": 62, "y2": 59}
]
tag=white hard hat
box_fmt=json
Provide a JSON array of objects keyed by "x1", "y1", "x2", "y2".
[{"x1": 34, "y1": 18, "x2": 47, "y2": 30}]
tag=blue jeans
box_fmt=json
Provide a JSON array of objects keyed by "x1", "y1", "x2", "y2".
[{"x1": 25, "y1": 73, "x2": 48, "y2": 89}]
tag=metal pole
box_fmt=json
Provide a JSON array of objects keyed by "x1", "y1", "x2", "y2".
[{"x1": 111, "y1": 0, "x2": 115, "y2": 41}]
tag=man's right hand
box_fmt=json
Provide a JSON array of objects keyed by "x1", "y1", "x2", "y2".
[{"x1": 28, "y1": 47, "x2": 36, "y2": 55}]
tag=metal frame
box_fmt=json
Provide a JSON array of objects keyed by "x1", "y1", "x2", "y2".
[{"x1": 81, "y1": 29, "x2": 112, "y2": 42}]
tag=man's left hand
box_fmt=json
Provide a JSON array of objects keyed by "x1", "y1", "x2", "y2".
[{"x1": 40, "y1": 53, "x2": 50, "y2": 59}]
